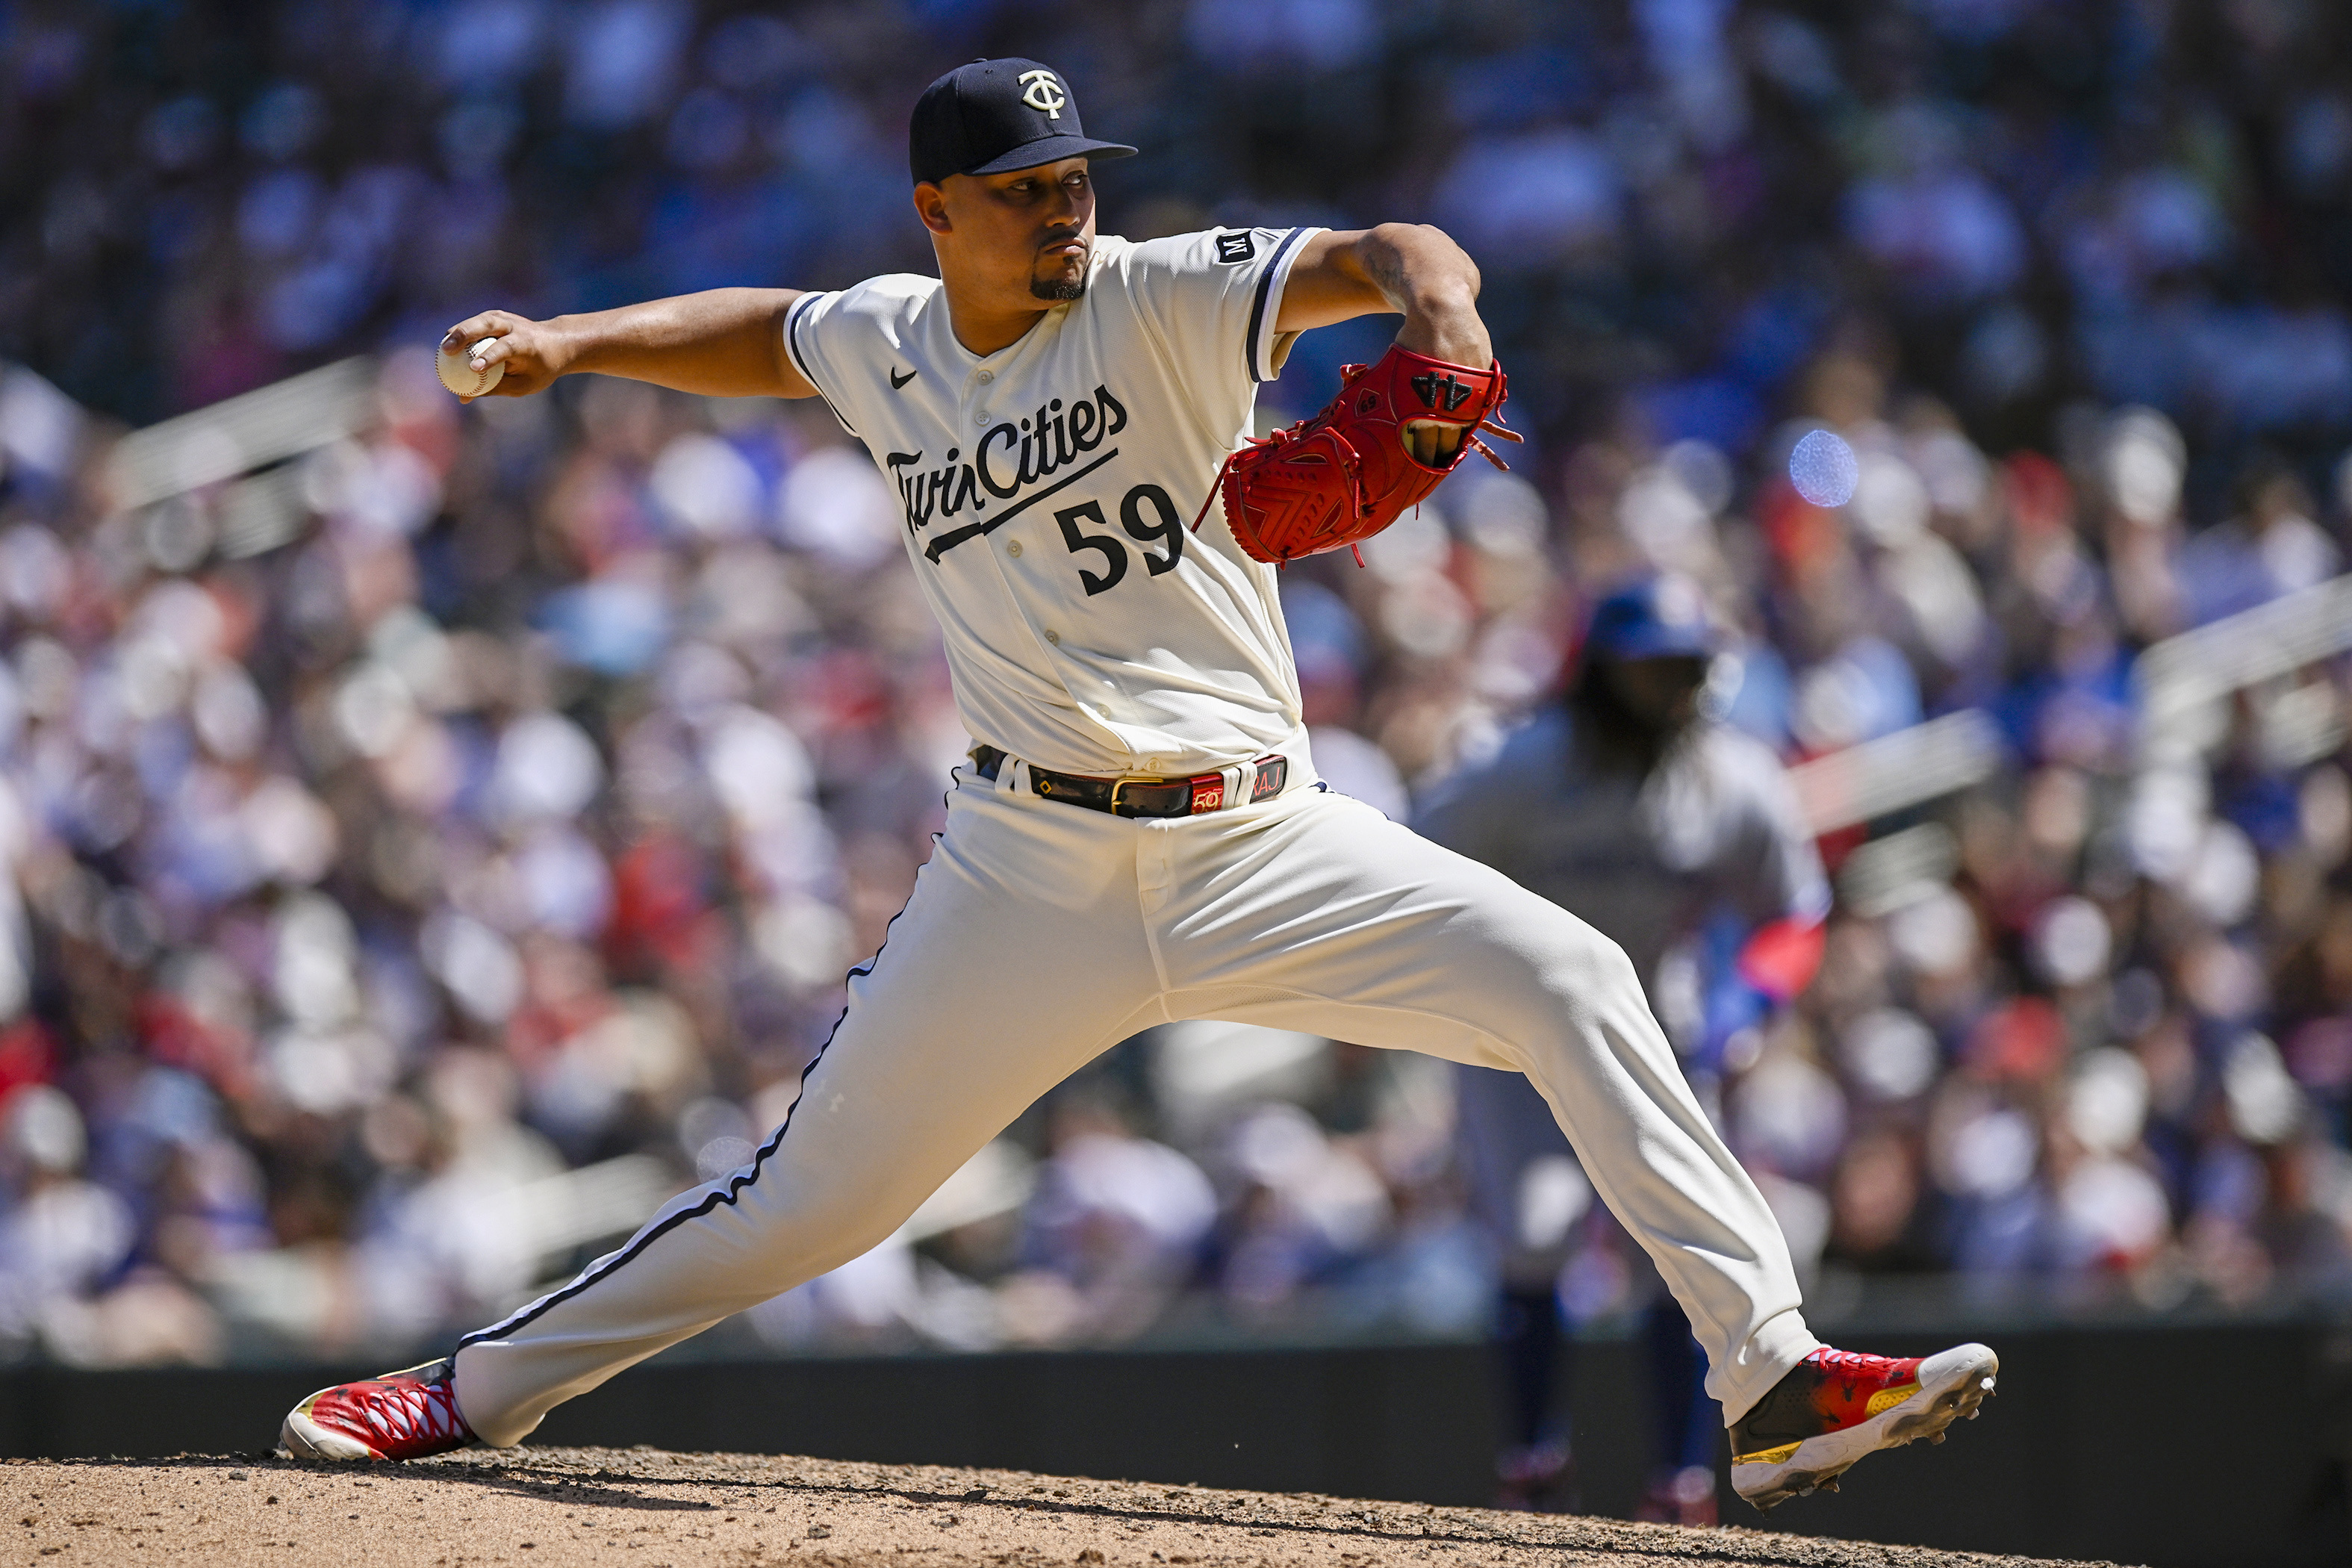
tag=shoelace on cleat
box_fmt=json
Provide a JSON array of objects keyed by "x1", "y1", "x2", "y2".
[
  {"x1": 335, "y1": 1379, "x2": 469, "y2": 1446},
  {"x1": 1806, "y1": 1348, "x2": 1914, "y2": 1384}
]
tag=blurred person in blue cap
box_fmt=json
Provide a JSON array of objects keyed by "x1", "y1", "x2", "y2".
[{"x1": 1417, "y1": 573, "x2": 1832, "y2": 1521}]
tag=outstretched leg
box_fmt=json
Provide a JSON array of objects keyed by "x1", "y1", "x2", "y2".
[
  {"x1": 284, "y1": 776, "x2": 1167, "y2": 1457},
  {"x1": 1154, "y1": 787, "x2": 1997, "y2": 1507},
  {"x1": 1156, "y1": 788, "x2": 1817, "y2": 1420}
]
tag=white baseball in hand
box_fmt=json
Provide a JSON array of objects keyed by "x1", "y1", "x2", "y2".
[{"x1": 437, "y1": 338, "x2": 505, "y2": 398}]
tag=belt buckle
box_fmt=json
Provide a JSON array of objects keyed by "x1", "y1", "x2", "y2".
[
  {"x1": 1107, "y1": 775, "x2": 1155, "y2": 816},
  {"x1": 1105, "y1": 773, "x2": 1225, "y2": 815}
]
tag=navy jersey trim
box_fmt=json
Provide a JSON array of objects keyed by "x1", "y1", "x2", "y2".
[
  {"x1": 784, "y1": 292, "x2": 859, "y2": 439},
  {"x1": 455, "y1": 794, "x2": 948, "y2": 1353},
  {"x1": 1244, "y1": 227, "x2": 1311, "y2": 385}
]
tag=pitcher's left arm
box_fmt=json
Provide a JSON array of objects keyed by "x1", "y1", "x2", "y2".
[{"x1": 1275, "y1": 224, "x2": 1492, "y2": 371}]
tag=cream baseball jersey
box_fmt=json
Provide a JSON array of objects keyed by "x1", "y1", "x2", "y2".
[{"x1": 782, "y1": 225, "x2": 1322, "y2": 777}]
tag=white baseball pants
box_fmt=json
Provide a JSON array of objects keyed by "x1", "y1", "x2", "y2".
[{"x1": 450, "y1": 759, "x2": 1819, "y2": 1445}]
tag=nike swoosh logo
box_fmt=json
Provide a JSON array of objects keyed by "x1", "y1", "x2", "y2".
[{"x1": 889, "y1": 367, "x2": 917, "y2": 389}]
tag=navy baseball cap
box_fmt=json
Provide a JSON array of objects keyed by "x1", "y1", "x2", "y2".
[
  {"x1": 1584, "y1": 574, "x2": 1722, "y2": 660},
  {"x1": 909, "y1": 58, "x2": 1136, "y2": 186}
]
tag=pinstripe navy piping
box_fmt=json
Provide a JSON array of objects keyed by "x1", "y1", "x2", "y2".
[
  {"x1": 455, "y1": 783, "x2": 953, "y2": 1351},
  {"x1": 783, "y1": 292, "x2": 859, "y2": 439},
  {"x1": 1244, "y1": 227, "x2": 1313, "y2": 385}
]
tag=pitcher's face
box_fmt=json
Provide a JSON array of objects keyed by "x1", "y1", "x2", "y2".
[{"x1": 917, "y1": 158, "x2": 1098, "y2": 309}]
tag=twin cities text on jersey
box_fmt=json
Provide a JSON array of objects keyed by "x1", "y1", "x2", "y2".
[{"x1": 889, "y1": 384, "x2": 1130, "y2": 562}]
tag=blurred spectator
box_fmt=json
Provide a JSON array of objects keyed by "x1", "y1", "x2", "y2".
[{"x1": 1006, "y1": 1094, "x2": 1216, "y2": 1344}]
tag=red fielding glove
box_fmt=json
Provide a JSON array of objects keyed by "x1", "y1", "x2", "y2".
[{"x1": 1192, "y1": 344, "x2": 1521, "y2": 567}]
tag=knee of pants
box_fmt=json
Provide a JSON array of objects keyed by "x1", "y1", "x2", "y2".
[{"x1": 1481, "y1": 912, "x2": 1650, "y2": 1050}]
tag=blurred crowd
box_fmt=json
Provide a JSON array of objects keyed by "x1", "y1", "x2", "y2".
[{"x1": 4, "y1": 0, "x2": 2352, "y2": 1368}]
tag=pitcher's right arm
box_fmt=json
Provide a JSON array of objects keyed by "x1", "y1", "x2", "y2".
[{"x1": 439, "y1": 289, "x2": 818, "y2": 402}]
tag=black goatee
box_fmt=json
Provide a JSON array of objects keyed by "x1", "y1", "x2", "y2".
[{"x1": 1031, "y1": 279, "x2": 1086, "y2": 302}]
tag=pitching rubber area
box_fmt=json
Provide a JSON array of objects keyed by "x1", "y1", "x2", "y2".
[{"x1": 5, "y1": 1443, "x2": 2096, "y2": 1568}]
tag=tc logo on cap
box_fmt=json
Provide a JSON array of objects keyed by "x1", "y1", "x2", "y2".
[
  {"x1": 907, "y1": 58, "x2": 1135, "y2": 185},
  {"x1": 1018, "y1": 69, "x2": 1066, "y2": 118}
]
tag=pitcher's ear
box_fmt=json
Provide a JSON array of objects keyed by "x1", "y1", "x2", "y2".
[{"x1": 912, "y1": 181, "x2": 954, "y2": 237}]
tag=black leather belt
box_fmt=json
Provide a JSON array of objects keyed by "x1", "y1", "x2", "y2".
[{"x1": 971, "y1": 745, "x2": 1289, "y2": 818}]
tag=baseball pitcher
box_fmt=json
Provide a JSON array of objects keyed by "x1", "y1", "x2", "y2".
[{"x1": 280, "y1": 59, "x2": 1995, "y2": 1511}]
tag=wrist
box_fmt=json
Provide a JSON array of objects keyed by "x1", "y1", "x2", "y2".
[
  {"x1": 1396, "y1": 304, "x2": 1491, "y2": 370},
  {"x1": 538, "y1": 316, "x2": 590, "y2": 378}
]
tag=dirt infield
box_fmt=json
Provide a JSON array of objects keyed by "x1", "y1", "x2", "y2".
[{"x1": 1, "y1": 1446, "x2": 2119, "y2": 1568}]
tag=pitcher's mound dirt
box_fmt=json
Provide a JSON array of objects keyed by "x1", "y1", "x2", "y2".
[{"x1": 1, "y1": 1446, "x2": 2121, "y2": 1568}]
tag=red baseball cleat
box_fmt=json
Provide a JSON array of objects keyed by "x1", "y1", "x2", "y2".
[
  {"x1": 279, "y1": 1358, "x2": 478, "y2": 1461},
  {"x1": 1730, "y1": 1343, "x2": 1997, "y2": 1510}
]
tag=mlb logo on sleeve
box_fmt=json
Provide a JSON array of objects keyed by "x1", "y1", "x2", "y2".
[{"x1": 1215, "y1": 231, "x2": 1255, "y2": 264}]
